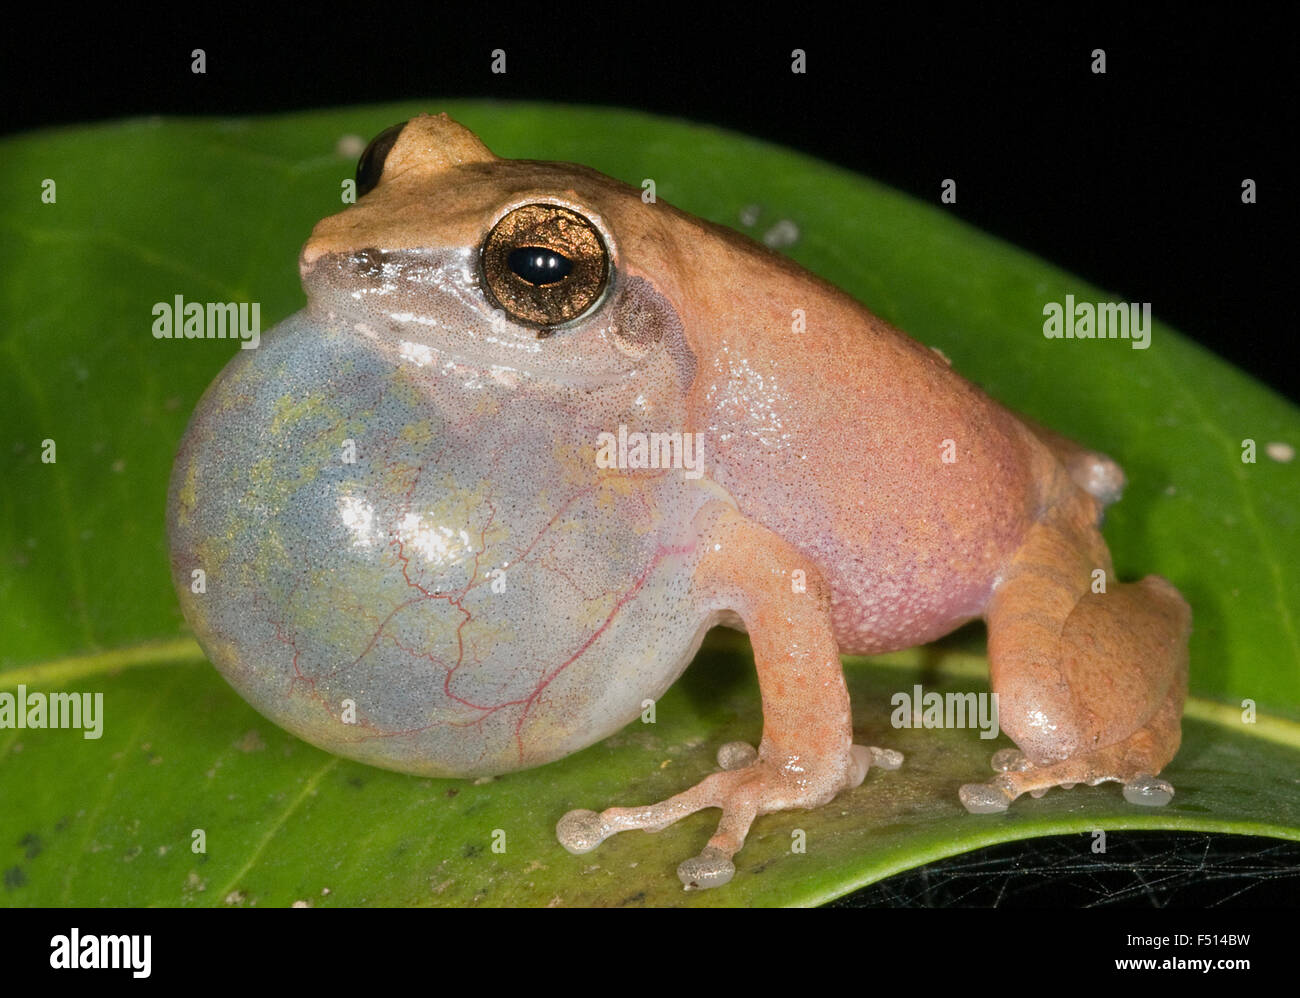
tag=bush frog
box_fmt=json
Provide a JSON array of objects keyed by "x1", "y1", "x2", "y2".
[{"x1": 167, "y1": 114, "x2": 1191, "y2": 890}]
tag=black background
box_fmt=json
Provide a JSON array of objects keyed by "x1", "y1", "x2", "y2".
[
  {"x1": 8, "y1": 6, "x2": 1295, "y2": 401},
  {"x1": 6, "y1": 5, "x2": 1297, "y2": 912}
]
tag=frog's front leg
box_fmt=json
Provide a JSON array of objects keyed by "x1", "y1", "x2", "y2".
[
  {"x1": 960, "y1": 491, "x2": 1191, "y2": 813},
  {"x1": 556, "y1": 504, "x2": 901, "y2": 889}
]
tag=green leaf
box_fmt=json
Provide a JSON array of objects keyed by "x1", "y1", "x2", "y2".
[{"x1": 2, "y1": 101, "x2": 1297, "y2": 907}]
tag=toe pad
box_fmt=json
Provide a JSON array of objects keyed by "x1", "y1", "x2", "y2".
[
  {"x1": 960, "y1": 781, "x2": 1012, "y2": 814},
  {"x1": 678, "y1": 846, "x2": 736, "y2": 890},
  {"x1": 1123, "y1": 774, "x2": 1174, "y2": 806},
  {"x1": 556, "y1": 809, "x2": 609, "y2": 854}
]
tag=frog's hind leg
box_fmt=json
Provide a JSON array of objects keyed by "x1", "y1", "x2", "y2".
[
  {"x1": 960, "y1": 494, "x2": 1190, "y2": 813},
  {"x1": 1021, "y1": 416, "x2": 1127, "y2": 508}
]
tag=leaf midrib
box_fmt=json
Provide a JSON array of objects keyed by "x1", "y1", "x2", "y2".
[{"x1": 3, "y1": 636, "x2": 1298, "y2": 750}]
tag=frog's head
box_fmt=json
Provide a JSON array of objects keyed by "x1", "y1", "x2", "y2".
[{"x1": 299, "y1": 113, "x2": 698, "y2": 389}]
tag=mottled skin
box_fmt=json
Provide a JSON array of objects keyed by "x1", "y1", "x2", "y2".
[{"x1": 167, "y1": 114, "x2": 1190, "y2": 890}]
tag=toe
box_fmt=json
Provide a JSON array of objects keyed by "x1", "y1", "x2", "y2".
[
  {"x1": 991, "y1": 748, "x2": 1029, "y2": 773},
  {"x1": 1123, "y1": 774, "x2": 1174, "y2": 806},
  {"x1": 716, "y1": 741, "x2": 758, "y2": 771},
  {"x1": 678, "y1": 845, "x2": 736, "y2": 890},
  {"x1": 960, "y1": 780, "x2": 1013, "y2": 814},
  {"x1": 556, "y1": 809, "x2": 610, "y2": 854}
]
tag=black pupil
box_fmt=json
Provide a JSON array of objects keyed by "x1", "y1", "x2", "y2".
[{"x1": 508, "y1": 247, "x2": 573, "y2": 286}]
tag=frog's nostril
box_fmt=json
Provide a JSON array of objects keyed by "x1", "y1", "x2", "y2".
[{"x1": 349, "y1": 247, "x2": 388, "y2": 278}]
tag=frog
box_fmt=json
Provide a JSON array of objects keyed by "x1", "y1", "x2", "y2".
[{"x1": 167, "y1": 113, "x2": 1191, "y2": 891}]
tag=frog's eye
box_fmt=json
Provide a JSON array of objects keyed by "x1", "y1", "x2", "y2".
[
  {"x1": 480, "y1": 203, "x2": 609, "y2": 330},
  {"x1": 355, "y1": 121, "x2": 408, "y2": 198}
]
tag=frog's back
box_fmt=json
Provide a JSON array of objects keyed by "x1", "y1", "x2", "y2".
[{"x1": 678, "y1": 231, "x2": 1104, "y2": 653}]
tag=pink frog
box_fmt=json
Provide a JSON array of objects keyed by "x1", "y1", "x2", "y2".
[{"x1": 168, "y1": 114, "x2": 1190, "y2": 889}]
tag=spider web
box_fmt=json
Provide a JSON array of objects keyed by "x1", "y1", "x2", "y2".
[{"x1": 826, "y1": 833, "x2": 1300, "y2": 907}]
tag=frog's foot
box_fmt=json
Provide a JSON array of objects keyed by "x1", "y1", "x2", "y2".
[
  {"x1": 558, "y1": 742, "x2": 900, "y2": 890},
  {"x1": 960, "y1": 677, "x2": 1184, "y2": 813},
  {"x1": 968, "y1": 498, "x2": 1190, "y2": 815},
  {"x1": 960, "y1": 753, "x2": 1175, "y2": 813}
]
